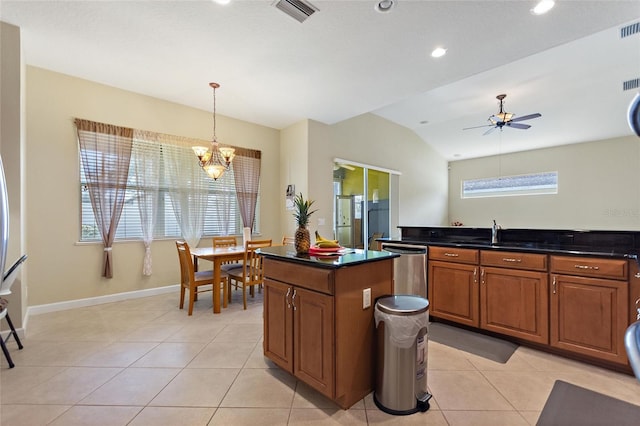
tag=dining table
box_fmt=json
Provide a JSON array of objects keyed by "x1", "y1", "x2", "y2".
[{"x1": 190, "y1": 245, "x2": 246, "y2": 314}]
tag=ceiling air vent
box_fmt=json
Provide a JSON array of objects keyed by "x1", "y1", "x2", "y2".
[
  {"x1": 620, "y1": 21, "x2": 640, "y2": 38},
  {"x1": 273, "y1": 0, "x2": 319, "y2": 23},
  {"x1": 623, "y1": 78, "x2": 640, "y2": 91}
]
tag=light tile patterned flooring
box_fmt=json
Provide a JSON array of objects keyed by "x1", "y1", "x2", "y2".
[{"x1": 2, "y1": 289, "x2": 640, "y2": 425}]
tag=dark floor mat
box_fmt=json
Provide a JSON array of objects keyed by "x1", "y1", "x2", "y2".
[
  {"x1": 428, "y1": 322, "x2": 518, "y2": 363},
  {"x1": 537, "y1": 380, "x2": 640, "y2": 426}
]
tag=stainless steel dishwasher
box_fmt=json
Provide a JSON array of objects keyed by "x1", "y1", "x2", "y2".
[{"x1": 380, "y1": 242, "x2": 427, "y2": 298}]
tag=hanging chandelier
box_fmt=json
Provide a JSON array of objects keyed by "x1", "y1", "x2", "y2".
[{"x1": 192, "y1": 82, "x2": 235, "y2": 180}]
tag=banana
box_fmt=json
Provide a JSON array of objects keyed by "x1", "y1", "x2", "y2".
[
  {"x1": 316, "y1": 240, "x2": 341, "y2": 248},
  {"x1": 315, "y1": 230, "x2": 340, "y2": 248}
]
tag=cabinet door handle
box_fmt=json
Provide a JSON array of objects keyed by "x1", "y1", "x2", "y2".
[
  {"x1": 473, "y1": 267, "x2": 477, "y2": 283},
  {"x1": 444, "y1": 253, "x2": 459, "y2": 257},
  {"x1": 574, "y1": 264, "x2": 599, "y2": 270},
  {"x1": 502, "y1": 257, "x2": 522, "y2": 263},
  {"x1": 552, "y1": 276, "x2": 557, "y2": 294},
  {"x1": 286, "y1": 287, "x2": 291, "y2": 309},
  {"x1": 481, "y1": 268, "x2": 485, "y2": 285},
  {"x1": 292, "y1": 289, "x2": 297, "y2": 311}
]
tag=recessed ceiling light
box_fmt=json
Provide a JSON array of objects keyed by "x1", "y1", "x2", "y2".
[
  {"x1": 431, "y1": 47, "x2": 447, "y2": 58},
  {"x1": 375, "y1": 0, "x2": 394, "y2": 13},
  {"x1": 213, "y1": 0, "x2": 231, "y2": 5},
  {"x1": 531, "y1": 0, "x2": 555, "y2": 15}
]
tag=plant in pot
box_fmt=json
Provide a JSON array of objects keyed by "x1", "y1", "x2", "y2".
[{"x1": 292, "y1": 193, "x2": 317, "y2": 254}]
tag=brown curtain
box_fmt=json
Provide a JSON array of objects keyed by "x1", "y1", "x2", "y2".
[
  {"x1": 75, "y1": 118, "x2": 133, "y2": 278},
  {"x1": 232, "y1": 148, "x2": 262, "y2": 229}
]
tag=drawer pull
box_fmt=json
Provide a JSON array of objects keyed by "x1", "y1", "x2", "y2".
[
  {"x1": 574, "y1": 264, "x2": 600, "y2": 270},
  {"x1": 286, "y1": 287, "x2": 292, "y2": 309},
  {"x1": 552, "y1": 276, "x2": 557, "y2": 294},
  {"x1": 502, "y1": 258, "x2": 522, "y2": 263},
  {"x1": 292, "y1": 290, "x2": 297, "y2": 311},
  {"x1": 444, "y1": 253, "x2": 459, "y2": 257},
  {"x1": 473, "y1": 267, "x2": 477, "y2": 283}
]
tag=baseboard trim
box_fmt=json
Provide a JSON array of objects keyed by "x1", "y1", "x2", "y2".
[
  {"x1": 1, "y1": 285, "x2": 178, "y2": 343},
  {"x1": 26, "y1": 285, "x2": 179, "y2": 317}
]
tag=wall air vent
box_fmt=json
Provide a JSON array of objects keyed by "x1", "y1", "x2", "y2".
[
  {"x1": 620, "y1": 22, "x2": 640, "y2": 38},
  {"x1": 273, "y1": 0, "x2": 319, "y2": 23},
  {"x1": 623, "y1": 78, "x2": 640, "y2": 91}
]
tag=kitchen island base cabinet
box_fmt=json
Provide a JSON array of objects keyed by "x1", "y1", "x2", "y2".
[{"x1": 262, "y1": 255, "x2": 394, "y2": 409}]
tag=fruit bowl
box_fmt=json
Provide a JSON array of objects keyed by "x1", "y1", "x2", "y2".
[{"x1": 309, "y1": 245, "x2": 344, "y2": 255}]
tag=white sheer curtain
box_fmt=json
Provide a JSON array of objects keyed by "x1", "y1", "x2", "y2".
[
  {"x1": 162, "y1": 137, "x2": 208, "y2": 248},
  {"x1": 213, "y1": 170, "x2": 235, "y2": 235},
  {"x1": 132, "y1": 132, "x2": 161, "y2": 275}
]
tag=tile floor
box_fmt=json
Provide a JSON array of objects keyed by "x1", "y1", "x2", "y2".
[{"x1": 2, "y1": 289, "x2": 640, "y2": 425}]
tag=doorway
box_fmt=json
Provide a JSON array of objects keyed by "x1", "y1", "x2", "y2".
[{"x1": 333, "y1": 161, "x2": 390, "y2": 249}]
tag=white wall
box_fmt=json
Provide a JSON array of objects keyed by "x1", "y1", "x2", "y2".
[
  {"x1": 25, "y1": 66, "x2": 281, "y2": 306},
  {"x1": 448, "y1": 136, "x2": 640, "y2": 230}
]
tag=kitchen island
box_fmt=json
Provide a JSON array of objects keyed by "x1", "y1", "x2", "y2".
[{"x1": 258, "y1": 246, "x2": 398, "y2": 409}]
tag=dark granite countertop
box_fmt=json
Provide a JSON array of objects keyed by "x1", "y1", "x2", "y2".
[
  {"x1": 258, "y1": 245, "x2": 399, "y2": 269},
  {"x1": 381, "y1": 226, "x2": 640, "y2": 263}
]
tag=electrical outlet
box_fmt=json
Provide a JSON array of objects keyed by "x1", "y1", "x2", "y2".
[
  {"x1": 363, "y1": 288, "x2": 371, "y2": 309},
  {"x1": 317, "y1": 217, "x2": 325, "y2": 226}
]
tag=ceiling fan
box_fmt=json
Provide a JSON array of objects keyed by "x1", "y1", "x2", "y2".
[{"x1": 463, "y1": 94, "x2": 541, "y2": 135}]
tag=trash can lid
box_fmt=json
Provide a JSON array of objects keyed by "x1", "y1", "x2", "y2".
[{"x1": 376, "y1": 295, "x2": 429, "y2": 316}]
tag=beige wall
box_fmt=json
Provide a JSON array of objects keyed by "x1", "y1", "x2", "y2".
[
  {"x1": 279, "y1": 120, "x2": 309, "y2": 238},
  {"x1": 448, "y1": 136, "x2": 640, "y2": 230},
  {"x1": 25, "y1": 66, "x2": 281, "y2": 307},
  {"x1": 325, "y1": 113, "x2": 449, "y2": 237}
]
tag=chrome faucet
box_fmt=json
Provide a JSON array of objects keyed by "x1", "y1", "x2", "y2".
[{"x1": 491, "y1": 220, "x2": 499, "y2": 244}]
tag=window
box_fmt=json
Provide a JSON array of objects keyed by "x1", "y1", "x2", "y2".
[
  {"x1": 462, "y1": 171, "x2": 558, "y2": 198},
  {"x1": 80, "y1": 134, "x2": 260, "y2": 242}
]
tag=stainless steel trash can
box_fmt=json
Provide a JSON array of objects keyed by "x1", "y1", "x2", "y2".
[{"x1": 374, "y1": 295, "x2": 431, "y2": 415}]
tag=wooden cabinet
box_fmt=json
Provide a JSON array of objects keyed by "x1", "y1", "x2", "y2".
[
  {"x1": 480, "y1": 251, "x2": 549, "y2": 344},
  {"x1": 550, "y1": 255, "x2": 629, "y2": 365},
  {"x1": 428, "y1": 247, "x2": 479, "y2": 327},
  {"x1": 263, "y1": 257, "x2": 393, "y2": 409}
]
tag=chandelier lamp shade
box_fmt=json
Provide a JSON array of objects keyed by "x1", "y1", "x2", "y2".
[{"x1": 192, "y1": 82, "x2": 235, "y2": 180}]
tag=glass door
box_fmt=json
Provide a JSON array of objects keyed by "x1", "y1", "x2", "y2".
[{"x1": 333, "y1": 161, "x2": 390, "y2": 250}]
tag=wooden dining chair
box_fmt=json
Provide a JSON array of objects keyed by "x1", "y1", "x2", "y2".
[
  {"x1": 282, "y1": 236, "x2": 295, "y2": 245},
  {"x1": 227, "y1": 239, "x2": 272, "y2": 309},
  {"x1": 213, "y1": 235, "x2": 241, "y2": 271},
  {"x1": 176, "y1": 240, "x2": 228, "y2": 315}
]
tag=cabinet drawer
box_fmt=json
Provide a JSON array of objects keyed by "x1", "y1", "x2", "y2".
[
  {"x1": 481, "y1": 250, "x2": 547, "y2": 271},
  {"x1": 264, "y1": 259, "x2": 334, "y2": 295},
  {"x1": 550, "y1": 256, "x2": 628, "y2": 280},
  {"x1": 429, "y1": 246, "x2": 478, "y2": 264}
]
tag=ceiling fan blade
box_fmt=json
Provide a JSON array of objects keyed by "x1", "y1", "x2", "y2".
[
  {"x1": 510, "y1": 113, "x2": 541, "y2": 123},
  {"x1": 483, "y1": 126, "x2": 498, "y2": 136},
  {"x1": 463, "y1": 124, "x2": 493, "y2": 130},
  {"x1": 507, "y1": 122, "x2": 531, "y2": 129}
]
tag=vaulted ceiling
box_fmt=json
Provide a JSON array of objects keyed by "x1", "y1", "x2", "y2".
[{"x1": 2, "y1": 1, "x2": 639, "y2": 160}]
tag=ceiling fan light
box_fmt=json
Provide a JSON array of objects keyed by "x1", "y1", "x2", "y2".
[{"x1": 531, "y1": 0, "x2": 555, "y2": 15}]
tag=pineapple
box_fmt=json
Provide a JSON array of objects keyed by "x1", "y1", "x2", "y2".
[{"x1": 293, "y1": 193, "x2": 317, "y2": 254}]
